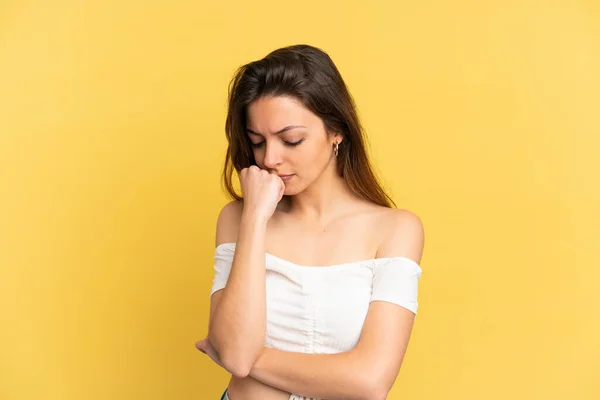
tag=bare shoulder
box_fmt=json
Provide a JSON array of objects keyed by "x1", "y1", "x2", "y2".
[
  {"x1": 215, "y1": 200, "x2": 244, "y2": 247},
  {"x1": 376, "y1": 208, "x2": 425, "y2": 264}
]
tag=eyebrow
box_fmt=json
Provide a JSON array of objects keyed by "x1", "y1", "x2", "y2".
[{"x1": 246, "y1": 125, "x2": 307, "y2": 136}]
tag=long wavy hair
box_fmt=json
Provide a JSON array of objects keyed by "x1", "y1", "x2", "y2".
[{"x1": 222, "y1": 44, "x2": 395, "y2": 208}]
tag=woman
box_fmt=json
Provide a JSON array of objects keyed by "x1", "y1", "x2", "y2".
[{"x1": 196, "y1": 44, "x2": 424, "y2": 400}]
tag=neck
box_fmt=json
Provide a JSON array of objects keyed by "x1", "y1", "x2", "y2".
[{"x1": 286, "y1": 160, "x2": 356, "y2": 222}]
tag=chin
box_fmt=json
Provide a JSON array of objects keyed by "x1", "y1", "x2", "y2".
[{"x1": 283, "y1": 182, "x2": 304, "y2": 196}]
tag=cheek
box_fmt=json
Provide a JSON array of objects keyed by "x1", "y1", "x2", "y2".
[
  {"x1": 300, "y1": 142, "x2": 330, "y2": 173},
  {"x1": 313, "y1": 139, "x2": 332, "y2": 161}
]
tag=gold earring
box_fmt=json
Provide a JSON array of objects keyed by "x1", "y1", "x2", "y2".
[{"x1": 334, "y1": 142, "x2": 339, "y2": 157}]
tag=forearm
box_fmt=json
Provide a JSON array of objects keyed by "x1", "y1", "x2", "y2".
[
  {"x1": 249, "y1": 348, "x2": 384, "y2": 400},
  {"x1": 208, "y1": 213, "x2": 267, "y2": 374}
]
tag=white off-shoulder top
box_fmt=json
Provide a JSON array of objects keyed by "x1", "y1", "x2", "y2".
[{"x1": 210, "y1": 242, "x2": 423, "y2": 355}]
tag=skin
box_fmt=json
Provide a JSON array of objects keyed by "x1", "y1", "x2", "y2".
[{"x1": 197, "y1": 95, "x2": 424, "y2": 400}]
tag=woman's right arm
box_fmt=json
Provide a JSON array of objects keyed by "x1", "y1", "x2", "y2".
[
  {"x1": 207, "y1": 200, "x2": 268, "y2": 378},
  {"x1": 208, "y1": 167, "x2": 284, "y2": 378}
]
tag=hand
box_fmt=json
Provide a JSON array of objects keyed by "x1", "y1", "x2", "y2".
[
  {"x1": 195, "y1": 337, "x2": 225, "y2": 369},
  {"x1": 239, "y1": 165, "x2": 285, "y2": 221}
]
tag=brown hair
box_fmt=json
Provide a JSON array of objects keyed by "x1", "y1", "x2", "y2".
[{"x1": 222, "y1": 44, "x2": 396, "y2": 208}]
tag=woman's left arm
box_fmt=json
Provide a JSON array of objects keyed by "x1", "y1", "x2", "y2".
[
  {"x1": 250, "y1": 300, "x2": 416, "y2": 400},
  {"x1": 250, "y1": 210, "x2": 423, "y2": 400}
]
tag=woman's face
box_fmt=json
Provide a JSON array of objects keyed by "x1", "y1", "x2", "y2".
[{"x1": 246, "y1": 95, "x2": 339, "y2": 195}]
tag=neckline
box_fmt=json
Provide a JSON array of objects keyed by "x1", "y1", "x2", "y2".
[{"x1": 215, "y1": 242, "x2": 420, "y2": 269}]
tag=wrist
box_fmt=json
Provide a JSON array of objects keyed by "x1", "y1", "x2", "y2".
[{"x1": 240, "y1": 210, "x2": 270, "y2": 227}]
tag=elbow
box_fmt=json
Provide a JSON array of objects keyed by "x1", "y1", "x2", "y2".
[
  {"x1": 207, "y1": 328, "x2": 263, "y2": 378},
  {"x1": 222, "y1": 358, "x2": 251, "y2": 379},
  {"x1": 357, "y1": 372, "x2": 391, "y2": 400},
  {"x1": 361, "y1": 385, "x2": 387, "y2": 400},
  {"x1": 360, "y1": 382, "x2": 388, "y2": 400},
  {"x1": 370, "y1": 386, "x2": 390, "y2": 400},
  {"x1": 221, "y1": 353, "x2": 257, "y2": 379}
]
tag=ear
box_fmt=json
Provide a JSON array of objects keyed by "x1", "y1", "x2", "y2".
[{"x1": 330, "y1": 131, "x2": 344, "y2": 145}]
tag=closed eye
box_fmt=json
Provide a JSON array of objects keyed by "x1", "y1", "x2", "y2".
[
  {"x1": 250, "y1": 139, "x2": 304, "y2": 148},
  {"x1": 284, "y1": 139, "x2": 304, "y2": 147}
]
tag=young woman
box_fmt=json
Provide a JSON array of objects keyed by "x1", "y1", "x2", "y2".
[{"x1": 196, "y1": 44, "x2": 424, "y2": 400}]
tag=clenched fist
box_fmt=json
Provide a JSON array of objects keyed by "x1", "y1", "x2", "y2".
[{"x1": 240, "y1": 166, "x2": 285, "y2": 221}]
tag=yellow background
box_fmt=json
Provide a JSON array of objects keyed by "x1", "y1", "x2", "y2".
[{"x1": 1, "y1": 1, "x2": 598, "y2": 399}]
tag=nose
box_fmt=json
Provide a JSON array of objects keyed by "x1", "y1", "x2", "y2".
[{"x1": 263, "y1": 141, "x2": 282, "y2": 169}]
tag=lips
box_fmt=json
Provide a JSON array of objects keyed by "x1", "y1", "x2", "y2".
[{"x1": 278, "y1": 174, "x2": 295, "y2": 182}]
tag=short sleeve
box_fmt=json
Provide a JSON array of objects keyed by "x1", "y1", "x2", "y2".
[
  {"x1": 370, "y1": 257, "x2": 423, "y2": 314},
  {"x1": 209, "y1": 243, "x2": 236, "y2": 298}
]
